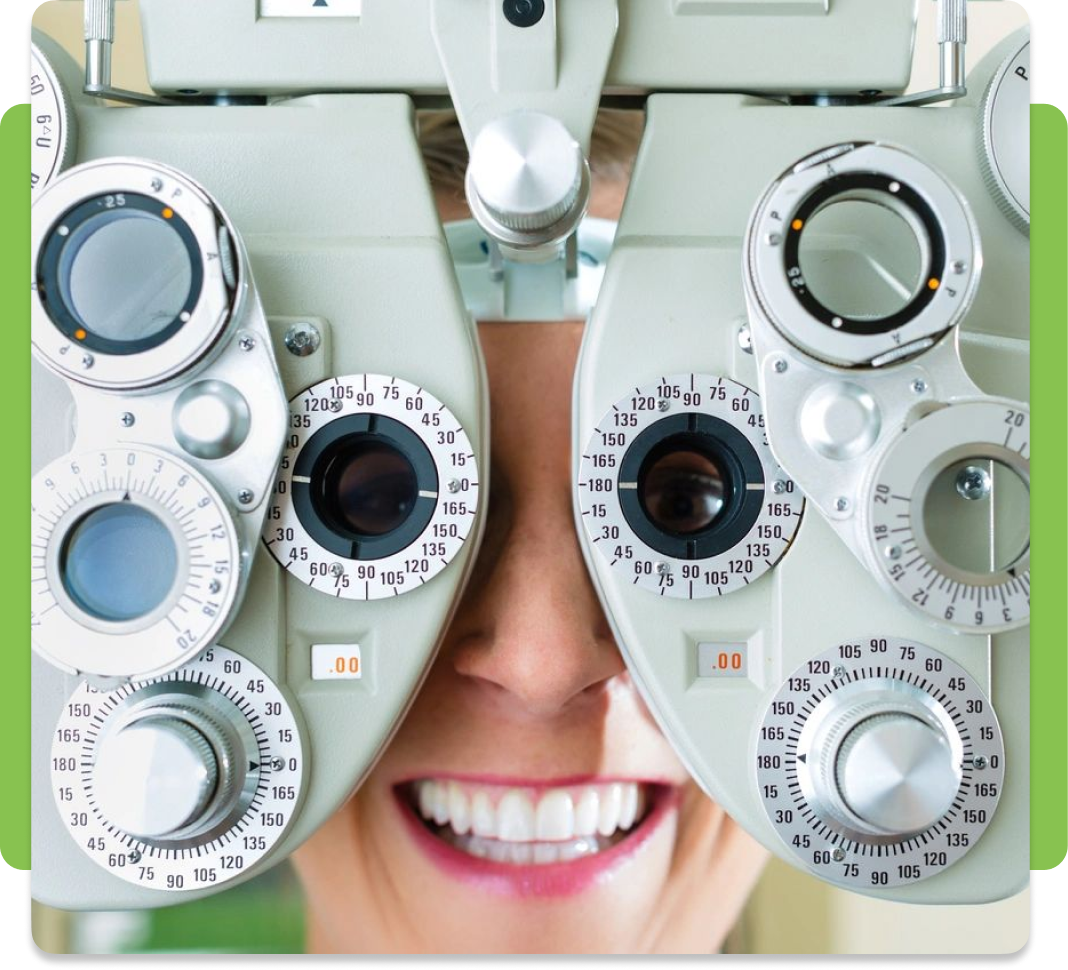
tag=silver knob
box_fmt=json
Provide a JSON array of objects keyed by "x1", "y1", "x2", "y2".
[
  {"x1": 93, "y1": 717, "x2": 220, "y2": 840},
  {"x1": 832, "y1": 713, "x2": 961, "y2": 837},
  {"x1": 466, "y1": 111, "x2": 590, "y2": 254}
]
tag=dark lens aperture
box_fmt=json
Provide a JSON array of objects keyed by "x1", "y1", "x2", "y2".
[{"x1": 318, "y1": 438, "x2": 419, "y2": 538}]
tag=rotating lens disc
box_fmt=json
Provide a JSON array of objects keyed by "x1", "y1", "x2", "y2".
[
  {"x1": 31, "y1": 39, "x2": 75, "y2": 194},
  {"x1": 863, "y1": 401, "x2": 1030, "y2": 633},
  {"x1": 31, "y1": 447, "x2": 241, "y2": 679}
]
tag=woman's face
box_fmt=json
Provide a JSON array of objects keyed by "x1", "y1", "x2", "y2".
[{"x1": 293, "y1": 183, "x2": 768, "y2": 955}]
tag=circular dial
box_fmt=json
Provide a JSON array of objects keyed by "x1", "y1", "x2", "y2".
[
  {"x1": 31, "y1": 41, "x2": 75, "y2": 193},
  {"x1": 577, "y1": 375, "x2": 803, "y2": 599},
  {"x1": 746, "y1": 142, "x2": 980, "y2": 367},
  {"x1": 32, "y1": 159, "x2": 240, "y2": 391},
  {"x1": 264, "y1": 375, "x2": 479, "y2": 600},
  {"x1": 757, "y1": 639, "x2": 1004, "y2": 889},
  {"x1": 863, "y1": 401, "x2": 1029, "y2": 632},
  {"x1": 980, "y1": 36, "x2": 1029, "y2": 234},
  {"x1": 31, "y1": 446, "x2": 241, "y2": 679},
  {"x1": 52, "y1": 646, "x2": 303, "y2": 892},
  {"x1": 466, "y1": 111, "x2": 591, "y2": 250}
]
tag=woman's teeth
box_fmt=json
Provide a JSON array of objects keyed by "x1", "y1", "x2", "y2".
[{"x1": 411, "y1": 780, "x2": 649, "y2": 863}]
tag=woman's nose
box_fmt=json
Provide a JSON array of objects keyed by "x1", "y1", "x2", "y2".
[{"x1": 449, "y1": 494, "x2": 627, "y2": 719}]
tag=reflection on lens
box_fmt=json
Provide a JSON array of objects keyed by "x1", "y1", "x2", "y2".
[
  {"x1": 319, "y1": 439, "x2": 418, "y2": 538},
  {"x1": 61, "y1": 503, "x2": 179, "y2": 622},
  {"x1": 640, "y1": 446, "x2": 727, "y2": 536},
  {"x1": 922, "y1": 458, "x2": 1030, "y2": 575},
  {"x1": 58, "y1": 207, "x2": 194, "y2": 345},
  {"x1": 797, "y1": 196, "x2": 926, "y2": 321}
]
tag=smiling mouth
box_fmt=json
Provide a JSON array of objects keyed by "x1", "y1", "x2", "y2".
[{"x1": 401, "y1": 779, "x2": 658, "y2": 866}]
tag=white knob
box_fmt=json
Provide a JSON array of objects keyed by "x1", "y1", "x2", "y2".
[
  {"x1": 94, "y1": 717, "x2": 220, "y2": 839},
  {"x1": 466, "y1": 112, "x2": 589, "y2": 249},
  {"x1": 834, "y1": 714, "x2": 961, "y2": 836}
]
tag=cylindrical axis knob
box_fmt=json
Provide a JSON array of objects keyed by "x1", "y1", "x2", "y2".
[{"x1": 93, "y1": 716, "x2": 224, "y2": 840}]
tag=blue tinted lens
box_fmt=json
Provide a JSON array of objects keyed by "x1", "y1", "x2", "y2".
[{"x1": 61, "y1": 503, "x2": 179, "y2": 623}]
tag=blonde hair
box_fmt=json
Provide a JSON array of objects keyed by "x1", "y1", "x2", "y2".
[{"x1": 418, "y1": 108, "x2": 645, "y2": 202}]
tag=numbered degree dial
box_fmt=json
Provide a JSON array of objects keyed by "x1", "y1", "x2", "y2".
[
  {"x1": 52, "y1": 646, "x2": 303, "y2": 892},
  {"x1": 577, "y1": 375, "x2": 803, "y2": 599},
  {"x1": 264, "y1": 375, "x2": 479, "y2": 600},
  {"x1": 31, "y1": 40, "x2": 75, "y2": 193},
  {"x1": 757, "y1": 639, "x2": 1004, "y2": 890}
]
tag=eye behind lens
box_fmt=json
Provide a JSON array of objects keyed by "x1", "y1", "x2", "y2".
[
  {"x1": 638, "y1": 442, "x2": 729, "y2": 538},
  {"x1": 316, "y1": 438, "x2": 420, "y2": 539}
]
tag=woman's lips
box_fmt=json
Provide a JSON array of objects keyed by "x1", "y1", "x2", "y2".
[{"x1": 394, "y1": 777, "x2": 678, "y2": 897}]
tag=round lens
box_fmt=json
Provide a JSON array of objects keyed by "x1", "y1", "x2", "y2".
[
  {"x1": 922, "y1": 458, "x2": 1030, "y2": 575},
  {"x1": 797, "y1": 196, "x2": 927, "y2": 321},
  {"x1": 318, "y1": 438, "x2": 419, "y2": 538},
  {"x1": 58, "y1": 207, "x2": 194, "y2": 345},
  {"x1": 61, "y1": 503, "x2": 179, "y2": 622},
  {"x1": 639, "y1": 443, "x2": 727, "y2": 536}
]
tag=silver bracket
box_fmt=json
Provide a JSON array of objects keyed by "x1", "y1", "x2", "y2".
[
  {"x1": 879, "y1": 0, "x2": 968, "y2": 106},
  {"x1": 84, "y1": 0, "x2": 176, "y2": 105}
]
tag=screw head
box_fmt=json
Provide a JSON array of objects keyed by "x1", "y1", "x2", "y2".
[
  {"x1": 911, "y1": 379, "x2": 928, "y2": 395},
  {"x1": 271, "y1": 757, "x2": 286, "y2": 772},
  {"x1": 447, "y1": 479, "x2": 462, "y2": 494},
  {"x1": 831, "y1": 848, "x2": 846, "y2": 863},
  {"x1": 833, "y1": 665, "x2": 848, "y2": 679},
  {"x1": 952, "y1": 260, "x2": 967, "y2": 275},
  {"x1": 238, "y1": 333, "x2": 257, "y2": 353},
  {"x1": 208, "y1": 579, "x2": 222, "y2": 595},
  {"x1": 766, "y1": 232, "x2": 782, "y2": 246},
  {"x1": 329, "y1": 563, "x2": 345, "y2": 578},
  {"x1": 738, "y1": 326, "x2": 754, "y2": 354},
  {"x1": 657, "y1": 399, "x2": 671, "y2": 413},
  {"x1": 885, "y1": 545, "x2": 903, "y2": 561},
  {"x1": 284, "y1": 322, "x2": 322, "y2": 358},
  {"x1": 973, "y1": 756, "x2": 988, "y2": 771},
  {"x1": 329, "y1": 399, "x2": 344, "y2": 413},
  {"x1": 956, "y1": 465, "x2": 992, "y2": 502},
  {"x1": 655, "y1": 562, "x2": 671, "y2": 576},
  {"x1": 120, "y1": 412, "x2": 135, "y2": 428},
  {"x1": 835, "y1": 496, "x2": 850, "y2": 513},
  {"x1": 128, "y1": 850, "x2": 142, "y2": 864},
  {"x1": 773, "y1": 480, "x2": 788, "y2": 495},
  {"x1": 773, "y1": 359, "x2": 788, "y2": 375},
  {"x1": 237, "y1": 489, "x2": 255, "y2": 505},
  {"x1": 81, "y1": 353, "x2": 95, "y2": 369}
]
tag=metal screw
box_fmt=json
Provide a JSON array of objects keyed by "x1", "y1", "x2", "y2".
[
  {"x1": 284, "y1": 321, "x2": 322, "y2": 358},
  {"x1": 972, "y1": 756, "x2": 988, "y2": 771},
  {"x1": 657, "y1": 399, "x2": 671, "y2": 413},
  {"x1": 237, "y1": 489, "x2": 255, "y2": 505},
  {"x1": 773, "y1": 359, "x2": 788, "y2": 374},
  {"x1": 271, "y1": 757, "x2": 285, "y2": 772},
  {"x1": 238, "y1": 333, "x2": 257, "y2": 353},
  {"x1": 120, "y1": 412, "x2": 135, "y2": 428},
  {"x1": 766, "y1": 232, "x2": 782, "y2": 246},
  {"x1": 773, "y1": 480, "x2": 788, "y2": 495},
  {"x1": 447, "y1": 479, "x2": 461, "y2": 494},
  {"x1": 833, "y1": 665, "x2": 848, "y2": 679},
  {"x1": 835, "y1": 497, "x2": 850, "y2": 513},
  {"x1": 208, "y1": 579, "x2": 222, "y2": 595},
  {"x1": 885, "y1": 545, "x2": 903, "y2": 561},
  {"x1": 128, "y1": 850, "x2": 142, "y2": 864},
  {"x1": 329, "y1": 399, "x2": 344, "y2": 413},
  {"x1": 911, "y1": 379, "x2": 928, "y2": 395},
  {"x1": 952, "y1": 260, "x2": 967, "y2": 275},
  {"x1": 655, "y1": 562, "x2": 671, "y2": 576},
  {"x1": 956, "y1": 465, "x2": 992, "y2": 502},
  {"x1": 329, "y1": 563, "x2": 345, "y2": 578},
  {"x1": 738, "y1": 326, "x2": 754, "y2": 355},
  {"x1": 831, "y1": 848, "x2": 846, "y2": 863},
  {"x1": 81, "y1": 353, "x2": 95, "y2": 370}
]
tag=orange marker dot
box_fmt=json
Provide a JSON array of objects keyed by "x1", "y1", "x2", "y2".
[
  {"x1": 162, "y1": 207, "x2": 174, "y2": 220},
  {"x1": 928, "y1": 278, "x2": 940, "y2": 291},
  {"x1": 791, "y1": 219, "x2": 804, "y2": 231},
  {"x1": 74, "y1": 329, "x2": 87, "y2": 340}
]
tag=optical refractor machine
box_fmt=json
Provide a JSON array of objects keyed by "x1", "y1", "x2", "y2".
[{"x1": 30, "y1": 0, "x2": 1029, "y2": 908}]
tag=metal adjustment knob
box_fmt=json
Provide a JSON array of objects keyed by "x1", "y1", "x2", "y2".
[
  {"x1": 834, "y1": 713, "x2": 962, "y2": 836},
  {"x1": 466, "y1": 111, "x2": 590, "y2": 260},
  {"x1": 979, "y1": 34, "x2": 1030, "y2": 234},
  {"x1": 93, "y1": 716, "x2": 225, "y2": 840}
]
